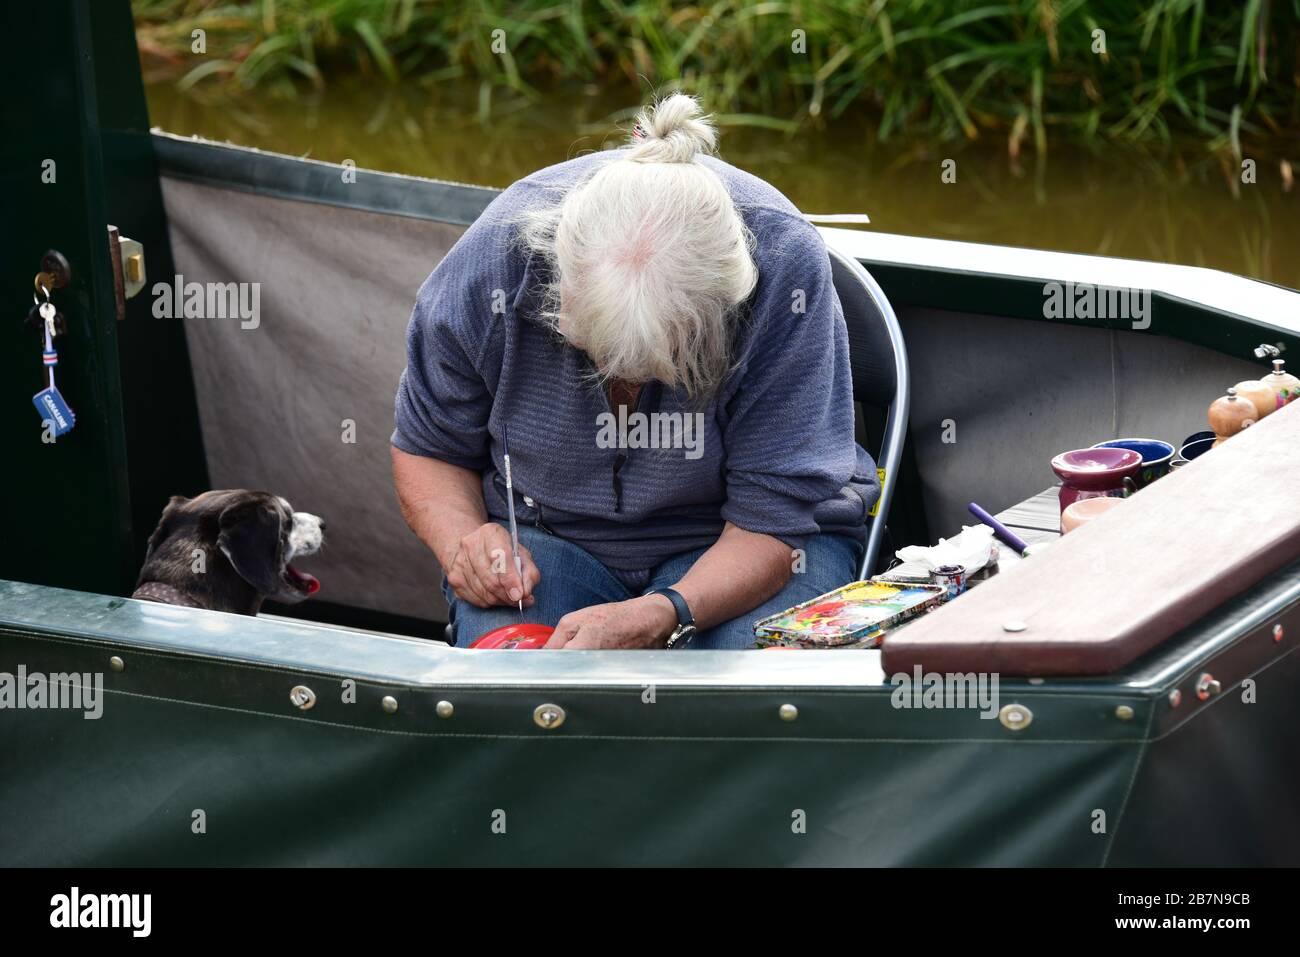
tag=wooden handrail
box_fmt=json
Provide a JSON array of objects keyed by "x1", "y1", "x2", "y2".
[{"x1": 881, "y1": 399, "x2": 1300, "y2": 676}]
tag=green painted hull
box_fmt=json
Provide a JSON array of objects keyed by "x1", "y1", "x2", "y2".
[{"x1": 3, "y1": 572, "x2": 1297, "y2": 866}]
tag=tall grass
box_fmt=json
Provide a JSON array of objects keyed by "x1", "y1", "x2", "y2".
[{"x1": 132, "y1": 0, "x2": 1299, "y2": 152}]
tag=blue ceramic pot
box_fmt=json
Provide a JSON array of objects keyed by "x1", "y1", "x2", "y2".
[
  {"x1": 1091, "y1": 438, "x2": 1176, "y2": 487},
  {"x1": 1179, "y1": 436, "x2": 1216, "y2": 462}
]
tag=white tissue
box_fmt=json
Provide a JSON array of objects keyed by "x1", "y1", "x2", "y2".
[{"x1": 895, "y1": 524, "x2": 999, "y2": 574}]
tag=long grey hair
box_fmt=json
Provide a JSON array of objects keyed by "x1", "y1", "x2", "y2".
[{"x1": 515, "y1": 93, "x2": 758, "y2": 398}]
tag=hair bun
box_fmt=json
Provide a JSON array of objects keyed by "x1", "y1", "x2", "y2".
[{"x1": 626, "y1": 94, "x2": 717, "y2": 164}]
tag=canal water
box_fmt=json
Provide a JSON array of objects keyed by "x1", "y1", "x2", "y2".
[{"x1": 146, "y1": 80, "x2": 1299, "y2": 290}]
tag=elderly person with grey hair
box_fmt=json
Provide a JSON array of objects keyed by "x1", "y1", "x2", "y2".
[{"x1": 392, "y1": 94, "x2": 879, "y2": 649}]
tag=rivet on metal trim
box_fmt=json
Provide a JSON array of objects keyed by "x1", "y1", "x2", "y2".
[
  {"x1": 435, "y1": 700, "x2": 454, "y2": 719},
  {"x1": 381, "y1": 696, "x2": 398, "y2": 714},
  {"x1": 1274, "y1": 623, "x2": 1284, "y2": 643},
  {"x1": 109, "y1": 656, "x2": 125, "y2": 673},
  {"x1": 778, "y1": 703, "x2": 799, "y2": 722},
  {"x1": 533, "y1": 703, "x2": 566, "y2": 730},
  {"x1": 998, "y1": 703, "x2": 1033, "y2": 731},
  {"x1": 1195, "y1": 673, "x2": 1221, "y2": 701},
  {"x1": 289, "y1": 685, "x2": 316, "y2": 711},
  {"x1": 1114, "y1": 705, "x2": 1135, "y2": 721},
  {"x1": 1003, "y1": 620, "x2": 1027, "y2": 633},
  {"x1": 1168, "y1": 689, "x2": 1182, "y2": 708}
]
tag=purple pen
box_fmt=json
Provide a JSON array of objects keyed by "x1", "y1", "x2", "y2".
[{"x1": 967, "y1": 502, "x2": 1031, "y2": 555}]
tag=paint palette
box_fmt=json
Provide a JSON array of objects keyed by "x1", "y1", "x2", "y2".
[{"x1": 752, "y1": 580, "x2": 946, "y2": 648}]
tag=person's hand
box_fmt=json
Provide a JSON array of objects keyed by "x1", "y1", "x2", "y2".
[
  {"x1": 544, "y1": 595, "x2": 678, "y2": 649},
  {"x1": 445, "y1": 522, "x2": 540, "y2": 609}
]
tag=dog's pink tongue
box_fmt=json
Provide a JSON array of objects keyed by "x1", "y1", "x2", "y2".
[{"x1": 288, "y1": 564, "x2": 320, "y2": 594}]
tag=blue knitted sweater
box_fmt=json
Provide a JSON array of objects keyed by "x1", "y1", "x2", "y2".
[{"x1": 393, "y1": 151, "x2": 879, "y2": 572}]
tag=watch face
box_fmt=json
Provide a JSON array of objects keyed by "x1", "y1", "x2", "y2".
[{"x1": 667, "y1": 624, "x2": 697, "y2": 649}]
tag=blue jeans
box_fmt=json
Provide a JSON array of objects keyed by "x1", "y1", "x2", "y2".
[{"x1": 443, "y1": 524, "x2": 862, "y2": 650}]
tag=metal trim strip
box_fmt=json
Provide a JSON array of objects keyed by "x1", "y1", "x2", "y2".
[{"x1": 152, "y1": 131, "x2": 500, "y2": 226}]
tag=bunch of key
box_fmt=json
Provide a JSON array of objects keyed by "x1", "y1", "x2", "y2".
[{"x1": 26, "y1": 287, "x2": 75, "y2": 437}]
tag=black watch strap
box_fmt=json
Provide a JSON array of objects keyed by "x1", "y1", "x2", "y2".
[{"x1": 650, "y1": 587, "x2": 696, "y2": 648}]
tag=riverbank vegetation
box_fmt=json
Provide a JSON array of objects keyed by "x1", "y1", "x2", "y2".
[{"x1": 133, "y1": 0, "x2": 1298, "y2": 157}]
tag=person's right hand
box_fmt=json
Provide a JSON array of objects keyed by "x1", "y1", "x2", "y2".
[{"x1": 445, "y1": 522, "x2": 540, "y2": 609}]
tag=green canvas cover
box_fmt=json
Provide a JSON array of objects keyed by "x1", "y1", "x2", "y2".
[{"x1": 2, "y1": 566, "x2": 1296, "y2": 867}]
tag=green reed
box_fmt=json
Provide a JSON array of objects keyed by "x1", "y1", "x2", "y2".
[{"x1": 132, "y1": 0, "x2": 1298, "y2": 152}]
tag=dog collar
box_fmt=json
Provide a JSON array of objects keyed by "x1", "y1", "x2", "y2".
[{"x1": 131, "y1": 582, "x2": 207, "y2": 609}]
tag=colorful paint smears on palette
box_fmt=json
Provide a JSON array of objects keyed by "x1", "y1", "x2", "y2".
[{"x1": 752, "y1": 580, "x2": 945, "y2": 648}]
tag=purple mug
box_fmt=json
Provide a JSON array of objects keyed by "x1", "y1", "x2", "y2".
[{"x1": 1050, "y1": 447, "x2": 1143, "y2": 521}]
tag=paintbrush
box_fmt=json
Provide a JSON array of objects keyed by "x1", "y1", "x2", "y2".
[{"x1": 502, "y1": 424, "x2": 524, "y2": 615}]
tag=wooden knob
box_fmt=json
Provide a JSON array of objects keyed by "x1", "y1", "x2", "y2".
[
  {"x1": 1232, "y1": 379, "x2": 1277, "y2": 420},
  {"x1": 1262, "y1": 359, "x2": 1299, "y2": 408},
  {"x1": 1208, "y1": 387, "x2": 1258, "y2": 441}
]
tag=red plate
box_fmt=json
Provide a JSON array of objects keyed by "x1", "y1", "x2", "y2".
[{"x1": 468, "y1": 623, "x2": 555, "y2": 649}]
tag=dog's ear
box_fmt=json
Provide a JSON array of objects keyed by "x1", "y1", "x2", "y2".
[
  {"x1": 217, "y1": 500, "x2": 283, "y2": 595},
  {"x1": 143, "y1": 495, "x2": 191, "y2": 562}
]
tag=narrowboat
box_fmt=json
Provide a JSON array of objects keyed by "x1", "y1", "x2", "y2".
[{"x1": 1, "y1": 0, "x2": 1297, "y2": 866}]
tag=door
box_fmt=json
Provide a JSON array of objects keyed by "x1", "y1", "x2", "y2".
[{"x1": 0, "y1": 0, "x2": 206, "y2": 596}]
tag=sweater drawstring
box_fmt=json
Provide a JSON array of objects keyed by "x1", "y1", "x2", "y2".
[{"x1": 612, "y1": 452, "x2": 627, "y2": 512}]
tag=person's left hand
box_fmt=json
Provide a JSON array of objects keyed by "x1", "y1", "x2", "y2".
[{"x1": 544, "y1": 595, "x2": 678, "y2": 649}]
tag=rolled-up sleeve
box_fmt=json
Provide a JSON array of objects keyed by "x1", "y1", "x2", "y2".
[
  {"x1": 392, "y1": 205, "x2": 516, "y2": 469},
  {"x1": 721, "y1": 217, "x2": 858, "y2": 548}
]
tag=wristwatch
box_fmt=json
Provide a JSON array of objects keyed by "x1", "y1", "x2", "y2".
[{"x1": 650, "y1": 587, "x2": 697, "y2": 649}]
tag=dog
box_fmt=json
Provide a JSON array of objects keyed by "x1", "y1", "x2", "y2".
[{"x1": 132, "y1": 490, "x2": 325, "y2": 615}]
